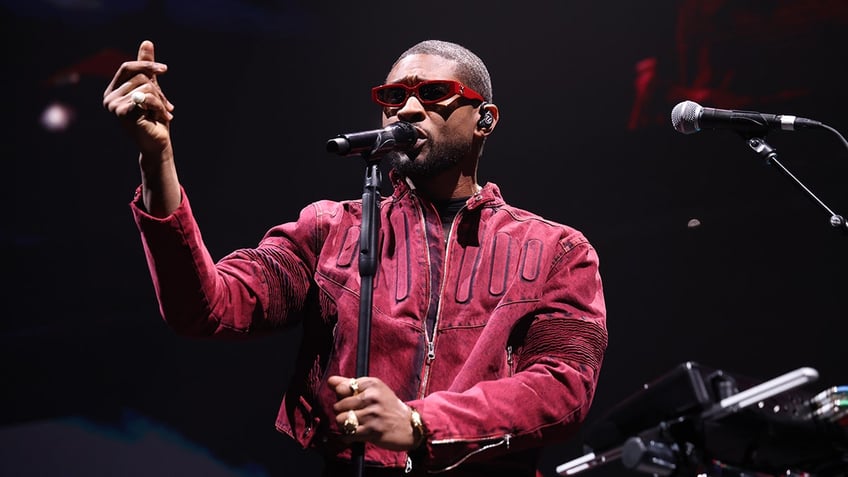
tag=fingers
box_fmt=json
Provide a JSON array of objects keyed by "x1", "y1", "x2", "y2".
[
  {"x1": 103, "y1": 40, "x2": 174, "y2": 125},
  {"x1": 328, "y1": 375, "x2": 367, "y2": 400},
  {"x1": 342, "y1": 409, "x2": 359, "y2": 436},
  {"x1": 130, "y1": 85, "x2": 173, "y2": 124},
  {"x1": 136, "y1": 40, "x2": 164, "y2": 87},
  {"x1": 102, "y1": 40, "x2": 175, "y2": 158},
  {"x1": 329, "y1": 376, "x2": 360, "y2": 438},
  {"x1": 329, "y1": 377, "x2": 416, "y2": 451},
  {"x1": 329, "y1": 376, "x2": 369, "y2": 423},
  {"x1": 103, "y1": 59, "x2": 166, "y2": 100},
  {"x1": 103, "y1": 78, "x2": 172, "y2": 124},
  {"x1": 103, "y1": 40, "x2": 168, "y2": 103},
  {"x1": 137, "y1": 39, "x2": 155, "y2": 62}
]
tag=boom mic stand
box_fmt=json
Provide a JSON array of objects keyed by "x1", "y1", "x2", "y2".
[{"x1": 744, "y1": 135, "x2": 848, "y2": 235}]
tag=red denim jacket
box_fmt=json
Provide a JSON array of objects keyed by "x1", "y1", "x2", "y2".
[{"x1": 130, "y1": 174, "x2": 607, "y2": 476}]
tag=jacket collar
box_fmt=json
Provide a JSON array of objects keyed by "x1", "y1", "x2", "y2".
[{"x1": 389, "y1": 168, "x2": 504, "y2": 211}]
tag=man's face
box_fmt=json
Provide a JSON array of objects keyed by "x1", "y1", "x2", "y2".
[{"x1": 379, "y1": 54, "x2": 480, "y2": 178}]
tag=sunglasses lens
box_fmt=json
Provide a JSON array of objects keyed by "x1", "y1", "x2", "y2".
[
  {"x1": 373, "y1": 81, "x2": 461, "y2": 106},
  {"x1": 418, "y1": 82, "x2": 453, "y2": 102},
  {"x1": 376, "y1": 86, "x2": 409, "y2": 106}
]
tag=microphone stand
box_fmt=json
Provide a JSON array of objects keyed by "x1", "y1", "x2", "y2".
[
  {"x1": 744, "y1": 136, "x2": 848, "y2": 236},
  {"x1": 352, "y1": 152, "x2": 382, "y2": 477}
]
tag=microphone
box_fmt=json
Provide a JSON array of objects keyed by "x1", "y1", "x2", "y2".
[
  {"x1": 326, "y1": 122, "x2": 418, "y2": 156},
  {"x1": 671, "y1": 100, "x2": 822, "y2": 135}
]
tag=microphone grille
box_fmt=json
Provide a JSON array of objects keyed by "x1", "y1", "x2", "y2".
[
  {"x1": 670, "y1": 100, "x2": 701, "y2": 134},
  {"x1": 391, "y1": 121, "x2": 416, "y2": 136}
]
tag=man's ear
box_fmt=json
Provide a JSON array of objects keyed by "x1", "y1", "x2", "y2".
[{"x1": 476, "y1": 102, "x2": 499, "y2": 135}]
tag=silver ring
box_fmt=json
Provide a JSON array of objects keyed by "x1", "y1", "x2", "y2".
[{"x1": 131, "y1": 91, "x2": 146, "y2": 105}]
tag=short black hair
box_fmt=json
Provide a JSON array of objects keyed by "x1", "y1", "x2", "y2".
[{"x1": 392, "y1": 40, "x2": 493, "y2": 102}]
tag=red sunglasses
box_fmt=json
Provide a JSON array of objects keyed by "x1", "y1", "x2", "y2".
[{"x1": 371, "y1": 80, "x2": 485, "y2": 107}]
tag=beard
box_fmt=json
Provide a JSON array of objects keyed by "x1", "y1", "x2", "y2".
[{"x1": 388, "y1": 135, "x2": 472, "y2": 179}]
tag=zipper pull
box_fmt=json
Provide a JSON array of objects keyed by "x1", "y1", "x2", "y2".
[
  {"x1": 427, "y1": 341, "x2": 435, "y2": 362},
  {"x1": 405, "y1": 455, "x2": 413, "y2": 473}
]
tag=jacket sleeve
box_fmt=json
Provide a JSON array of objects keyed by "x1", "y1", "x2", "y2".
[
  {"x1": 407, "y1": 235, "x2": 608, "y2": 472},
  {"x1": 130, "y1": 186, "x2": 322, "y2": 337}
]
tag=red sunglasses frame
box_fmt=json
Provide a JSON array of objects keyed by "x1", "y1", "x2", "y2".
[{"x1": 371, "y1": 80, "x2": 485, "y2": 107}]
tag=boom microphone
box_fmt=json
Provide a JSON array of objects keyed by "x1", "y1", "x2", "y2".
[
  {"x1": 671, "y1": 100, "x2": 822, "y2": 135},
  {"x1": 326, "y1": 122, "x2": 418, "y2": 156}
]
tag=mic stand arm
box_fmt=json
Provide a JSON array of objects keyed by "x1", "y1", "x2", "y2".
[
  {"x1": 745, "y1": 136, "x2": 848, "y2": 235},
  {"x1": 352, "y1": 154, "x2": 382, "y2": 477}
]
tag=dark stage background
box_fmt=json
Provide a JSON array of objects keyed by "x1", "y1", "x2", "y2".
[{"x1": 3, "y1": 1, "x2": 847, "y2": 476}]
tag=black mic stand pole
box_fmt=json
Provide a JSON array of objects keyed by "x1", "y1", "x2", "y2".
[
  {"x1": 352, "y1": 152, "x2": 382, "y2": 477},
  {"x1": 745, "y1": 136, "x2": 848, "y2": 236}
]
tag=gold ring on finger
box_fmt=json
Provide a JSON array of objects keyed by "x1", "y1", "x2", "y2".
[{"x1": 343, "y1": 410, "x2": 358, "y2": 435}]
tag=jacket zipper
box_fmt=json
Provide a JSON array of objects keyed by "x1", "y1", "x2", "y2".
[
  {"x1": 407, "y1": 434, "x2": 513, "y2": 474},
  {"x1": 414, "y1": 196, "x2": 435, "y2": 398},
  {"x1": 416, "y1": 197, "x2": 467, "y2": 398},
  {"x1": 430, "y1": 205, "x2": 465, "y2": 350},
  {"x1": 407, "y1": 189, "x2": 491, "y2": 473},
  {"x1": 429, "y1": 434, "x2": 513, "y2": 473}
]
